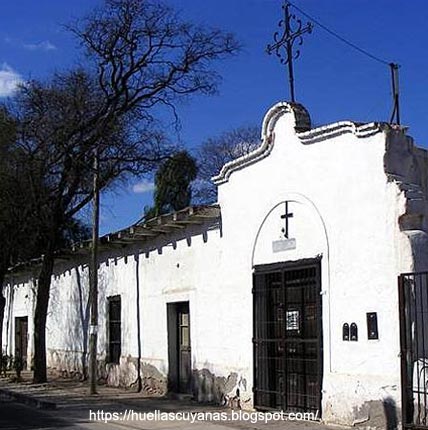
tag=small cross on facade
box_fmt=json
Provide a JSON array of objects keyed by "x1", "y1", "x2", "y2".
[{"x1": 281, "y1": 201, "x2": 293, "y2": 238}]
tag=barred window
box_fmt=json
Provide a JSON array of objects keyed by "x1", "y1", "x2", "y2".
[{"x1": 108, "y1": 296, "x2": 121, "y2": 364}]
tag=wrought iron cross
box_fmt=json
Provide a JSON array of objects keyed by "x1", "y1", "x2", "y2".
[
  {"x1": 266, "y1": 1, "x2": 313, "y2": 102},
  {"x1": 281, "y1": 201, "x2": 293, "y2": 239}
]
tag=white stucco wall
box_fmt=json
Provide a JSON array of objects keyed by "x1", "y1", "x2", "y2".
[
  {"x1": 3, "y1": 102, "x2": 427, "y2": 427},
  {"x1": 2, "y1": 276, "x2": 35, "y2": 368},
  {"x1": 41, "y1": 223, "x2": 228, "y2": 390},
  {"x1": 213, "y1": 103, "x2": 422, "y2": 425}
]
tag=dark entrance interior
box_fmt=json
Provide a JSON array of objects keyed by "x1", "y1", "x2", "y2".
[
  {"x1": 14, "y1": 316, "x2": 28, "y2": 370},
  {"x1": 167, "y1": 301, "x2": 191, "y2": 393},
  {"x1": 253, "y1": 259, "x2": 323, "y2": 415}
]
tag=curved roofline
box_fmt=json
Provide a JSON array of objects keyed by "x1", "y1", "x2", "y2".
[{"x1": 212, "y1": 101, "x2": 384, "y2": 185}]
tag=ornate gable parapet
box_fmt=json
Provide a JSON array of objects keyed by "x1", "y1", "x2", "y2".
[
  {"x1": 212, "y1": 101, "x2": 386, "y2": 185},
  {"x1": 261, "y1": 102, "x2": 311, "y2": 136},
  {"x1": 298, "y1": 121, "x2": 382, "y2": 144},
  {"x1": 212, "y1": 102, "x2": 311, "y2": 185}
]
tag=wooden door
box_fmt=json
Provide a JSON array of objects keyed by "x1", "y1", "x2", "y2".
[
  {"x1": 177, "y1": 303, "x2": 191, "y2": 393},
  {"x1": 14, "y1": 317, "x2": 28, "y2": 369},
  {"x1": 167, "y1": 302, "x2": 192, "y2": 394}
]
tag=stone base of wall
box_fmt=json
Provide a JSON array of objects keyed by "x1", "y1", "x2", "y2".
[
  {"x1": 191, "y1": 368, "x2": 252, "y2": 409},
  {"x1": 46, "y1": 350, "x2": 251, "y2": 408},
  {"x1": 323, "y1": 398, "x2": 401, "y2": 430},
  {"x1": 106, "y1": 358, "x2": 167, "y2": 396},
  {"x1": 47, "y1": 349, "x2": 87, "y2": 381},
  {"x1": 47, "y1": 349, "x2": 167, "y2": 396}
]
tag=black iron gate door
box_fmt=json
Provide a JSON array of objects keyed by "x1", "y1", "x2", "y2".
[
  {"x1": 399, "y1": 272, "x2": 428, "y2": 429},
  {"x1": 253, "y1": 259, "x2": 322, "y2": 415}
]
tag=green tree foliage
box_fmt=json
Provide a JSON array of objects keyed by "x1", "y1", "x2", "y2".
[{"x1": 145, "y1": 151, "x2": 198, "y2": 219}]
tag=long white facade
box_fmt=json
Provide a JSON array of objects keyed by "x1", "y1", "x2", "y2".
[{"x1": 3, "y1": 102, "x2": 428, "y2": 427}]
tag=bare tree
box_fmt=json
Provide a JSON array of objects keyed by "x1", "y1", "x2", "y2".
[
  {"x1": 0, "y1": 100, "x2": 92, "y2": 263},
  {"x1": 0, "y1": 107, "x2": 19, "y2": 364},
  {"x1": 11, "y1": 0, "x2": 239, "y2": 383},
  {"x1": 0, "y1": 107, "x2": 89, "y2": 365},
  {"x1": 0, "y1": 108, "x2": 41, "y2": 363},
  {"x1": 193, "y1": 125, "x2": 261, "y2": 203}
]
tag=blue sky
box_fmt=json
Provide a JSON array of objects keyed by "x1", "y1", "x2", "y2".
[{"x1": 1, "y1": 0, "x2": 427, "y2": 234}]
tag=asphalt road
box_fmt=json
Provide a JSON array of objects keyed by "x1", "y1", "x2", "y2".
[
  {"x1": 0, "y1": 399, "x2": 116, "y2": 430},
  {"x1": 0, "y1": 397, "x2": 345, "y2": 430},
  {"x1": 0, "y1": 398, "x2": 73, "y2": 430},
  {"x1": 0, "y1": 398, "x2": 214, "y2": 430},
  {"x1": 0, "y1": 398, "x2": 194, "y2": 430}
]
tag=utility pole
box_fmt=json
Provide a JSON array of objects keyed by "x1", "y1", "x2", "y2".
[
  {"x1": 389, "y1": 63, "x2": 401, "y2": 125},
  {"x1": 89, "y1": 150, "x2": 100, "y2": 395}
]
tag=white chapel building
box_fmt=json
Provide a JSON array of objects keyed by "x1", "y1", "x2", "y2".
[{"x1": 3, "y1": 102, "x2": 428, "y2": 428}]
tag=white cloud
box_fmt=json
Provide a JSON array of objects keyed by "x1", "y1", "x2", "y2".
[
  {"x1": 132, "y1": 180, "x2": 155, "y2": 194},
  {"x1": 23, "y1": 41, "x2": 57, "y2": 51},
  {"x1": 0, "y1": 64, "x2": 22, "y2": 97}
]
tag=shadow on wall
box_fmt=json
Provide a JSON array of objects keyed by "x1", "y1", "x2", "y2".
[
  {"x1": 48, "y1": 263, "x2": 109, "y2": 381},
  {"x1": 383, "y1": 397, "x2": 398, "y2": 430},
  {"x1": 354, "y1": 397, "x2": 399, "y2": 430},
  {"x1": 48, "y1": 265, "x2": 90, "y2": 380},
  {"x1": 107, "y1": 359, "x2": 167, "y2": 394},
  {"x1": 139, "y1": 219, "x2": 221, "y2": 258},
  {"x1": 191, "y1": 368, "x2": 249, "y2": 407},
  {"x1": 37, "y1": 218, "x2": 221, "y2": 385}
]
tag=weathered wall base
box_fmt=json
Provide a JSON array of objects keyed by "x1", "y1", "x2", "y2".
[
  {"x1": 47, "y1": 350, "x2": 252, "y2": 408},
  {"x1": 322, "y1": 372, "x2": 401, "y2": 429},
  {"x1": 47, "y1": 350, "x2": 167, "y2": 396},
  {"x1": 191, "y1": 368, "x2": 251, "y2": 408}
]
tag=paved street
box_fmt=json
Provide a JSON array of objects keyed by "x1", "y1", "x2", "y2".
[
  {"x1": 0, "y1": 396, "x2": 345, "y2": 430},
  {"x1": 0, "y1": 398, "x2": 75, "y2": 430},
  {"x1": 0, "y1": 374, "x2": 347, "y2": 430}
]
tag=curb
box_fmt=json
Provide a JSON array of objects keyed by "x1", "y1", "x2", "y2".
[{"x1": 0, "y1": 387, "x2": 57, "y2": 410}]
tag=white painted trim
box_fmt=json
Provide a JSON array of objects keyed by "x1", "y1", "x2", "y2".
[{"x1": 212, "y1": 101, "x2": 383, "y2": 185}]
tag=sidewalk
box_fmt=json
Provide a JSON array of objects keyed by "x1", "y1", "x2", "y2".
[{"x1": 0, "y1": 371, "x2": 349, "y2": 430}]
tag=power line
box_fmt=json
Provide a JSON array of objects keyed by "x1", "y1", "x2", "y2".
[{"x1": 288, "y1": 1, "x2": 391, "y2": 66}]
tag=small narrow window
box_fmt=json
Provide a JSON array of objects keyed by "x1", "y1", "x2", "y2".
[
  {"x1": 108, "y1": 296, "x2": 121, "y2": 364},
  {"x1": 350, "y1": 322, "x2": 358, "y2": 341},
  {"x1": 342, "y1": 323, "x2": 350, "y2": 341}
]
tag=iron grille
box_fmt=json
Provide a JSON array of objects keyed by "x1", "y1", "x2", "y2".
[
  {"x1": 399, "y1": 272, "x2": 428, "y2": 429},
  {"x1": 253, "y1": 259, "x2": 322, "y2": 415}
]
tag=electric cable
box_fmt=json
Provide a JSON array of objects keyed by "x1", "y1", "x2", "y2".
[{"x1": 288, "y1": 1, "x2": 391, "y2": 66}]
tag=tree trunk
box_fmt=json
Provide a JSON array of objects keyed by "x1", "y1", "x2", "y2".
[
  {"x1": 32, "y1": 243, "x2": 55, "y2": 384},
  {"x1": 0, "y1": 273, "x2": 6, "y2": 368}
]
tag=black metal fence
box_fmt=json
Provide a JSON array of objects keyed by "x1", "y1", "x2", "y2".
[
  {"x1": 399, "y1": 272, "x2": 428, "y2": 429},
  {"x1": 253, "y1": 259, "x2": 322, "y2": 415}
]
